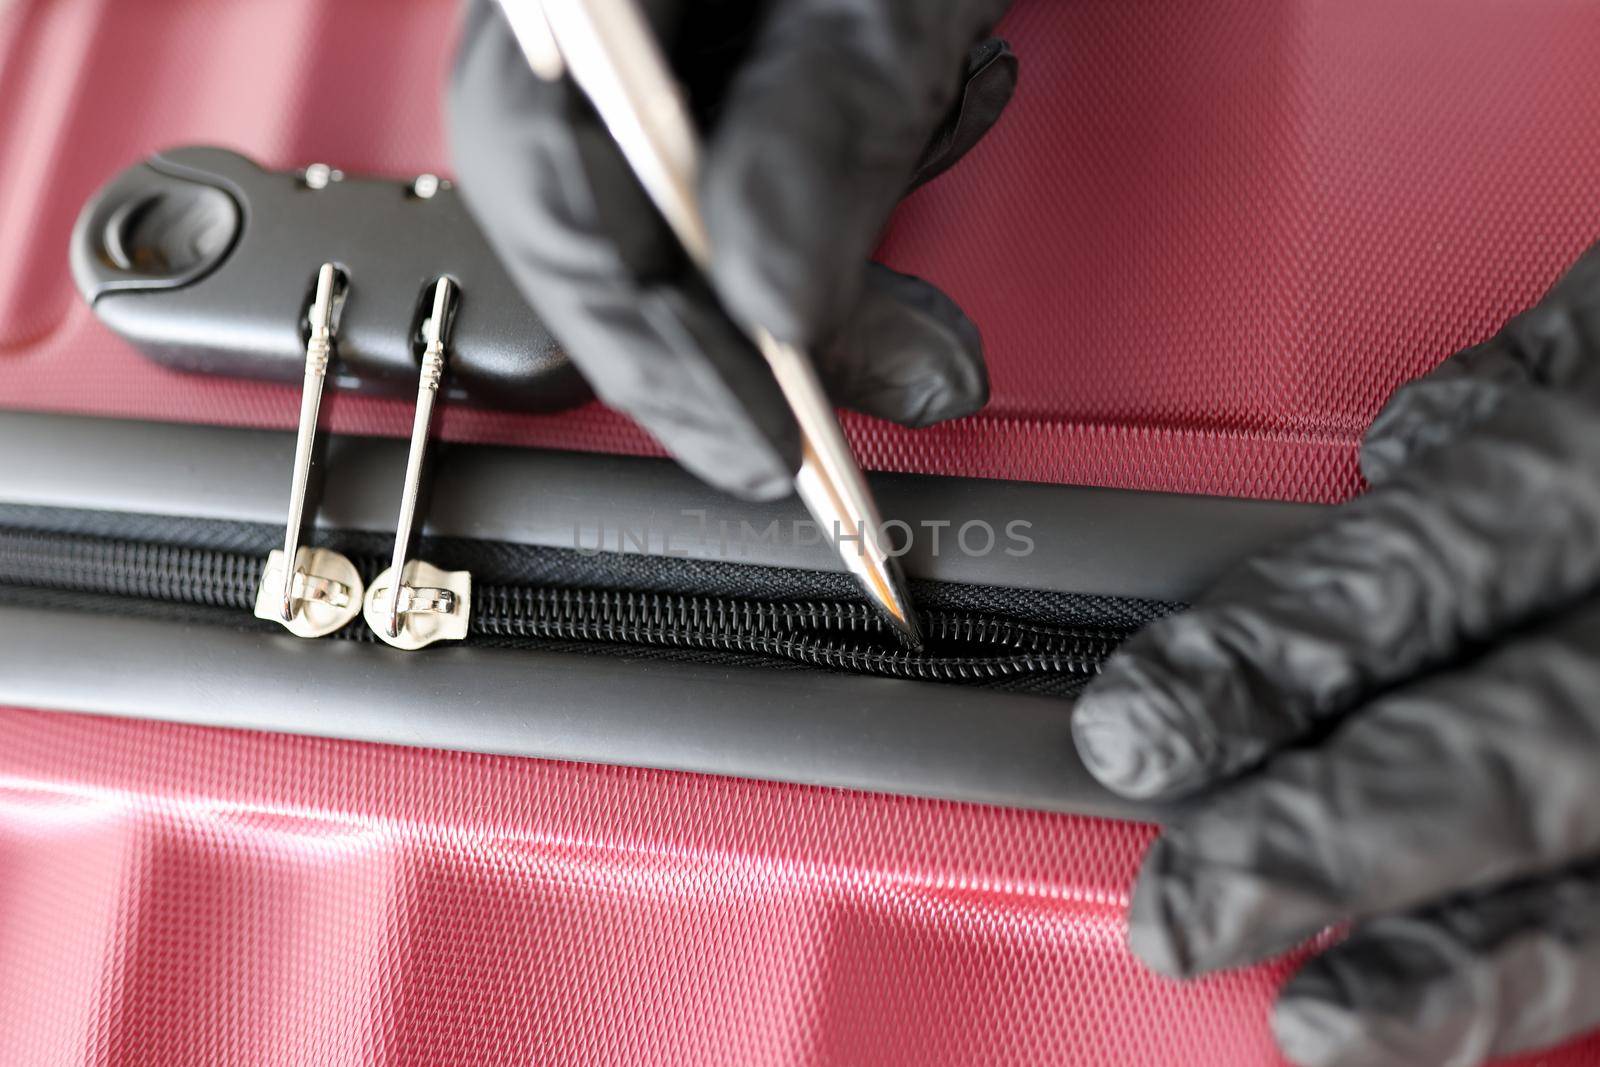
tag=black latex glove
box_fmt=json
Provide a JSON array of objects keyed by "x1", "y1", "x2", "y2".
[
  {"x1": 1073, "y1": 241, "x2": 1600, "y2": 1067},
  {"x1": 448, "y1": 0, "x2": 1015, "y2": 499}
]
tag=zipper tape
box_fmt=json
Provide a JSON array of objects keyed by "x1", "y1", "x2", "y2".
[{"x1": 0, "y1": 521, "x2": 1155, "y2": 696}]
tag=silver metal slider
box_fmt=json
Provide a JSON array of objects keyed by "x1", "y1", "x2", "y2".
[
  {"x1": 254, "y1": 262, "x2": 364, "y2": 638},
  {"x1": 363, "y1": 277, "x2": 472, "y2": 650}
]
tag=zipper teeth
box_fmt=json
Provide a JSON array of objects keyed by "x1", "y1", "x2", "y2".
[
  {"x1": 0, "y1": 529, "x2": 1123, "y2": 684},
  {"x1": 475, "y1": 586, "x2": 1117, "y2": 682},
  {"x1": 0, "y1": 531, "x2": 260, "y2": 608}
]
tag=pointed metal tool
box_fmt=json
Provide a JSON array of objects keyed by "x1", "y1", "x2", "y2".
[{"x1": 498, "y1": 0, "x2": 923, "y2": 647}]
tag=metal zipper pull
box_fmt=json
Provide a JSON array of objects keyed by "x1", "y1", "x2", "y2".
[
  {"x1": 363, "y1": 277, "x2": 472, "y2": 650},
  {"x1": 254, "y1": 262, "x2": 364, "y2": 638}
]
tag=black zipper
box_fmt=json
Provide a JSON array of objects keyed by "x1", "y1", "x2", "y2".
[{"x1": 0, "y1": 525, "x2": 1139, "y2": 694}]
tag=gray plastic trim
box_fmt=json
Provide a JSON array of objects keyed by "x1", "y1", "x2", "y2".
[
  {"x1": 0, "y1": 412, "x2": 1325, "y2": 602},
  {"x1": 0, "y1": 606, "x2": 1149, "y2": 822},
  {"x1": 0, "y1": 412, "x2": 1330, "y2": 816}
]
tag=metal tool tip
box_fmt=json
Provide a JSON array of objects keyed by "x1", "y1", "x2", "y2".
[{"x1": 863, "y1": 556, "x2": 923, "y2": 652}]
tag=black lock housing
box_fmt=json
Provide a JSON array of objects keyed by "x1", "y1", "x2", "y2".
[{"x1": 71, "y1": 145, "x2": 589, "y2": 411}]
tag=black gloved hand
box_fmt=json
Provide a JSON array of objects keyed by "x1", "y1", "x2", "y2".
[
  {"x1": 1073, "y1": 241, "x2": 1600, "y2": 1067},
  {"x1": 448, "y1": 0, "x2": 1015, "y2": 499}
]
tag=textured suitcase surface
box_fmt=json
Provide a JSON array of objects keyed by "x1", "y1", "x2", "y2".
[
  {"x1": 3, "y1": 1, "x2": 1600, "y2": 1064},
  {"x1": 6, "y1": 0, "x2": 1600, "y2": 503}
]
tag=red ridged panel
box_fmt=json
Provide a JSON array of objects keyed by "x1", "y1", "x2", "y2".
[
  {"x1": 0, "y1": 706, "x2": 1595, "y2": 1066},
  {"x1": 4, "y1": 3, "x2": 1600, "y2": 1062}
]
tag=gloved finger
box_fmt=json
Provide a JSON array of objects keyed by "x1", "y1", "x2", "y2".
[
  {"x1": 702, "y1": 0, "x2": 1012, "y2": 349},
  {"x1": 816, "y1": 264, "x2": 988, "y2": 426},
  {"x1": 1072, "y1": 391, "x2": 1600, "y2": 801},
  {"x1": 1363, "y1": 239, "x2": 1600, "y2": 484},
  {"x1": 448, "y1": 0, "x2": 800, "y2": 499},
  {"x1": 906, "y1": 38, "x2": 1019, "y2": 192},
  {"x1": 1126, "y1": 600, "x2": 1600, "y2": 978},
  {"x1": 1272, "y1": 861, "x2": 1600, "y2": 1067}
]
